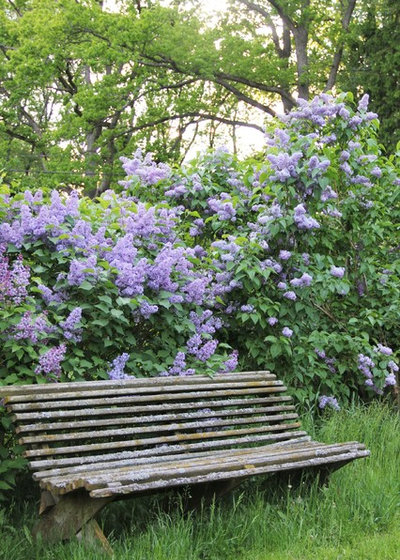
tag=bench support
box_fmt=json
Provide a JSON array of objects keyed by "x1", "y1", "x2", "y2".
[
  {"x1": 185, "y1": 478, "x2": 243, "y2": 510},
  {"x1": 33, "y1": 489, "x2": 113, "y2": 553}
]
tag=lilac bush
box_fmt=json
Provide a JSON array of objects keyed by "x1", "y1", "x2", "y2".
[{"x1": 0, "y1": 92, "x2": 399, "y2": 408}]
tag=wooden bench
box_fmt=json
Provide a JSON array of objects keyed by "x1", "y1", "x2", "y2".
[{"x1": 1, "y1": 371, "x2": 369, "y2": 553}]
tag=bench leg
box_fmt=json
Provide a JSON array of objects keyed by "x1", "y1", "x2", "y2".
[
  {"x1": 185, "y1": 478, "x2": 243, "y2": 510},
  {"x1": 76, "y1": 518, "x2": 114, "y2": 556},
  {"x1": 271, "y1": 460, "x2": 353, "y2": 494},
  {"x1": 33, "y1": 489, "x2": 113, "y2": 551}
]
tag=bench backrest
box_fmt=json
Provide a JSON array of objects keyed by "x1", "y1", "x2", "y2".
[{"x1": 2, "y1": 371, "x2": 307, "y2": 486}]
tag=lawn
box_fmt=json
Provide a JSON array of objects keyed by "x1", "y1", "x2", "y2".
[{"x1": 0, "y1": 403, "x2": 398, "y2": 560}]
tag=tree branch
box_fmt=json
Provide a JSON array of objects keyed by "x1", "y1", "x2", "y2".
[
  {"x1": 324, "y1": 0, "x2": 357, "y2": 91},
  {"x1": 216, "y1": 72, "x2": 297, "y2": 108},
  {"x1": 115, "y1": 112, "x2": 265, "y2": 139},
  {"x1": 236, "y1": 0, "x2": 296, "y2": 33},
  {"x1": 213, "y1": 77, "x2": 277, "y2": 116}
]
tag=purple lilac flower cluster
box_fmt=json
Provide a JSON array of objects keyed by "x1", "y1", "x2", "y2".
[
  {"x1": 207, "y1": 193, "x2": 236, "y2": 221},
  {"x1": 13, "y1": 312, "x2": 54, "y2": 343},
  {"x1": 35, "y1": 344, "x2": 67, "y2": 378},
  {"x1": 330, "y1": 266, "x2": 345, "y2": 279},
  {"x1": 315, "y1": 349, "x2": 337, "y2": 373},
  {"x1": 0, "y1": 248, "x2": 30, "y2": 304},
  {"x1": 318, "y1": 395, "x2": 340, "y2": 411},
  {"x1": 267, "y1": 151, "x2": 302, "y2": 182},
  {"x1": 293, "y1": 204, "x2": 320, "y2": 230},
  {"x1": 119, "y1": 149, "x2": 171, "y2": 189},
  {"x1": 160, "y1": 351, "x2": 195, "y2": 377},
  {"x1": 107, "y1": 353, "x2": 131, "y2": 380},
  {"x1": 186, "y1": 310, "x2": 222, "y2": 363},
  {"x1": 290, "y1": 273, "x2": 312, "y2": 288},
  {"x1": 219, "y1": 350, "x2": 239, "y2": 373},
  {"x1": 59, "y1": 307, "x2": 83, "y2": 342},
  {"x1": 282, "y1": 327, "x2": 293, "y2": 338}
]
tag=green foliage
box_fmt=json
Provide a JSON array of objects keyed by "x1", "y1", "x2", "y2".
[{"x1": 340, "y1": 0, "x2": 400, "y2": 151}]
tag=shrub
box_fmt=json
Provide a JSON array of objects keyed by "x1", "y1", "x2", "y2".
[{"x1": 0, "y1": 92, "x2": 399, "y2": 497}]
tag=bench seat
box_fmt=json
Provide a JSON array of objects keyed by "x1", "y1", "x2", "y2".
[{"x1": 0, "y1": 371, "x2": 369, "y2": 551}]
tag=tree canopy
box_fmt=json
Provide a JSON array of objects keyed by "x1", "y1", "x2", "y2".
[{"x1": 0, "y1": 0, "x2": 397, "y2": 193}]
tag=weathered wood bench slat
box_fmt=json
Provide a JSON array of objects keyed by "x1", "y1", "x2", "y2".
[
  {"x1": 84, "y1": 444, "x2": 369, "y2": 489},
  {"x1": 16, "y1": 405, "x2": 297, "y2": 433},
  {"x1": 3, "y1": 375, "x2": 277, "y2": 403},
  {"x1": 38, "y1": 441, "x2": 367, "y2": 495},
  {"x1": 0, "y1": 372, "x2": 369, "y2": 552},
  {"x1": 2, "y1": 371, "x2": 273, "y2": 396},
  {"x1": 23, "y1": 421, "x2": 303, "y2": 458},
  {"x1": 20, "y1": 413, "x2": 300, "y2": 445},
  {"x1": 28, "y1": 431, "x2": 310, "y2": 472},
  {"x1": 6, "y1": 385, "x2": 288, "y2": 411},
  {"x1": 32, "y1": 437, "x2": 315, "y2": 481},
  {"x1": 90, "y1": 450, "x2": 370, "y2": 498},
  {"x1": 11, "y1": 395, "x2": 293, "y2": 421}
]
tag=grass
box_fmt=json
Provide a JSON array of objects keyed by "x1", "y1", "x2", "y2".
[{"x1": 0, "y1": 403, "x2": 399, "y2": 560}]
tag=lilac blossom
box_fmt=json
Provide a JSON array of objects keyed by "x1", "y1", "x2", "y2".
[
  {"x1": 161, "y1": 351, "x2": 195, "y2": 377},
  {"x1": 279, "y1": 250, "x2": 291, "y2": 260},
  {"x1": 370, "y1": 166, "x2": 382, "y2": 178},
  {"x1": 196, "y1": 339, "x2": 218, "y2": 362},
  {"x1": 67, "y1": 256, "x2": 100, "y2": 286},
  {"x1": 13, "y1": 312, "x2": 54, "y2": 343},
  {"x1": 358, "y1": 354, "x2": 382, "y2": 394},
  {"x1": 290, "y1": 273, "x2": 312, "y2": 288},
  {"x1": 120, "y1": 149, "x2": 171, "y2": 188},
  {"x1": 139, "y1": 301, "x2": 159, "y2": 319},
  {"x1": 262, "y1": 259, "x2": 282, "y2": 273},
  {"x1": 351, "y1": 175, "x2": 372, "y2": 187},
  {"x1": 267, "y1": 151, "x2": 302, "y2": 182},
  {"x1": 324, "y1": 208, "x2": 342, "y2": 218},
  {"x1": 358, "y1": 94, "x2": 369, "y2": 112},
  {"x1": 207, "y1": 194, "x2": 236, "y2": 221},
  {"x1": 107, "y1": 353, "x2": 130, "y2": 380},
  {"x1": 321, "y1": 186, "x2": 338, "y2": 201},
  {"x1": 319, "y1": 395, "x2": 340, "y2": 411},
  {"x1": 283, "y1": 291, "x2": 297, "y2": 301},
  {"x1": 277, "y1": 281, "x2": 287, "y2": 290},
  {"x1": 165, "y1": 184, "x2": 187, "y2": 197},
  {"x1": 38, "y1": 284, "x2": 65, "y2": 305},
  {"x1": 189, "y1": 218, "x2": 204, "y2": 237},
  {"x1": 268, "y1": 317, "x2": 278, "y2": 326},
  {"x1": 293, "y1": 204, "x2": 320, "y2": 230},
  {"x1": 339, "y1": 162, "x2": 353, "y2": 176},
  {"x1": 183, "y1": 277, "x2": 209, "y2": 304},
  {"x1": 384, "y1": 373, "x2": 396, "y2": 387},
  {"x1": 282, "y1": 327, "x2": 293, "y2": 338},
  {"x1": 240, "y1": 304, "x2": 254, "y2": 312},
  {"x1": 374, "y1": 343, "x2": 393, "y2": 356},
  {"x1": 348, "y1": 141, "x2": 361, "y2": 150},
  {"x1": 35, "y1": 344, "x2": 67, "y2": 378},
  {"x1": 115, "y1": 258, "x2": 149, "y2": 296},
  {"x1": 0, "y1": 251, "x2": 30, "y2": 304},
  {"x1": 388, "y1": 360, "x2": 399, "y2": 372},
  {"x1": 330, "y1": 266, "x2": 345, "y2": 278},
  {"x1": 60, "y1": 307, "x2": 82, "y2": 342},
  {"x1": 219, "y1": 350, "x2": 239, "y2": 373}
]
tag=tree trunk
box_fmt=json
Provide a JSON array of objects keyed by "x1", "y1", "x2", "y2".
[{"x1": 293, "y1": 26, "x2": 309, "y2": 100}]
